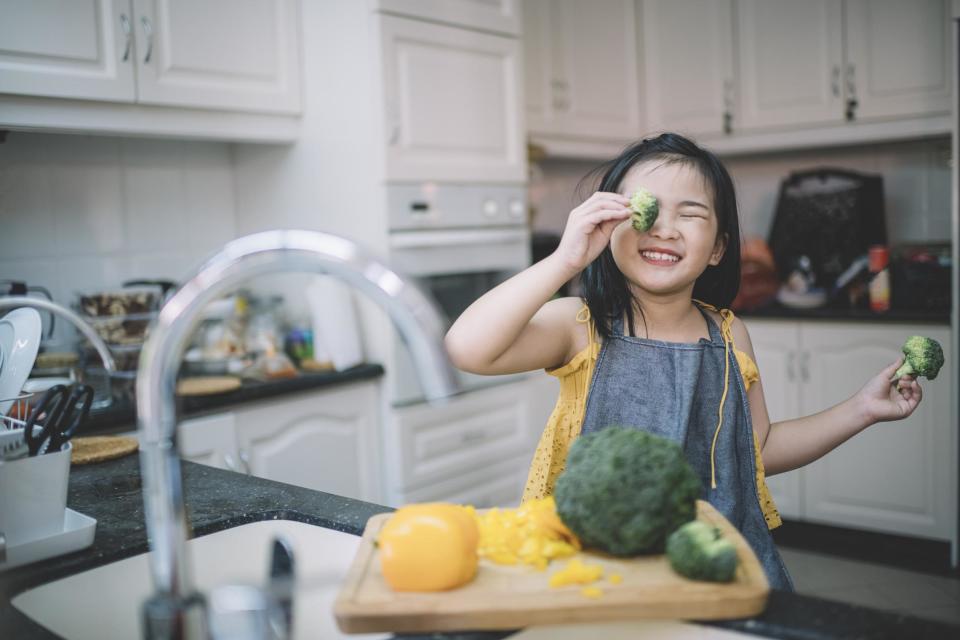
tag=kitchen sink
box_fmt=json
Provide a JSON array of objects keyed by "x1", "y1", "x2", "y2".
[{"x1": 12, "y1": 519, "x2": 390, "y2": 640}]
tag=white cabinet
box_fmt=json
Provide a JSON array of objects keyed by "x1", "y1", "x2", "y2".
[
  {"x1": 373, "y1": 0, "x2": 521, "y2": 36},
  {"x1": 522, "y1": 0, "x2": 641, "y2": 142},
  {"x1": 746, "y1": 319, "x2": 954, "y2": 542},
  {"x1": 638, "y1": 0, "x2": 735, "y2": 138},
  {"x1": 178, "y1": 380, "x2": 382, "y2": 503},
  {"x1": 736, "y1": 0, "x2": 951, "y2": 131},
  {"x1": 386, "y1": 375, "x2": 555, "y2": 507},
  {"x1": 844, "y1": 0, "x2": 953, "y2": 122},
  {"x1": 0, "y1": 0, "x2": 135, "y2": 102},
  {"x1": 133, "y1": 0, "x2": 301, "y2": 114},
  {"x1": 378, "y1": 15, "x2": 525, "y2": 183},
  {"x1": 736, "y1": 0, "x2": 845, "y2": 130},
  {"x1": 0, "y1": 0, "x2": 301, "y2": 140}
]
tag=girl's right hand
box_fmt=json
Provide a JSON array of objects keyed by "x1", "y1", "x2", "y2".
[{"x1": 553, "y1": 192, "x2": 632, "y2": 273}]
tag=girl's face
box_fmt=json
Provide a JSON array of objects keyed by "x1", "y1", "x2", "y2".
[{"x1": 610, "y1": 160, "x2": 726, "y2": 299}]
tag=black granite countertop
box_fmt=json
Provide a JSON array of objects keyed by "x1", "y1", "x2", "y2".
[
  {"x1": 82, "y1": 363, "x2": 385, "y2": 436},
  {"x1": 2, "y1": 457, "x2": 958, "y2": 639},
  {"x1": 737, "y1": 302, "x2": 950, "y2": 324}
]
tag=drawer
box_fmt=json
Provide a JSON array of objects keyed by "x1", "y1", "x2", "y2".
[{"x1": 400, "y1": 455, "x2": 529, "y2": 509}]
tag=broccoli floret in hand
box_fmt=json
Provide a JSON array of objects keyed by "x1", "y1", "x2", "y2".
[
  {"x1": 554, "y1": 426, "x2": 701, "y2": 557},
  {"x1": 891, "y1": 335, "x2": 944, "y2": 382},
  {"x1": 666, "y1": 520, "x2": 738, "y2": 583},
  {"x1": 629, "y1": 187, "x2": 659, "y2": 232}
]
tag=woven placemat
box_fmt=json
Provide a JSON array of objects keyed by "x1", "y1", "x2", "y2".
[
  {"x1": 176, "y1": 376, "x2": 243, "y2": 396},
  {"x1": 71, "y1": 435, "x2": 139, "y2": 465}
]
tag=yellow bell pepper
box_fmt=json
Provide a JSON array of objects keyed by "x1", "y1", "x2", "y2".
[{"x1": 378, "y1": 503, "x2": 479, "y2": 592}]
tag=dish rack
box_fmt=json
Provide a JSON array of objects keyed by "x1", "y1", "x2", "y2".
[{"x1": 1, "y1": 392, "x2": 33, "y2": 431}]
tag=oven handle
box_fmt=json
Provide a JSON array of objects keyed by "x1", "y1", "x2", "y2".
[{"x1": 389, "y1": 228, "x2": 529, "y2": 250}]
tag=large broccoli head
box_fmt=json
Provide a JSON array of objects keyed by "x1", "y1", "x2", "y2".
[
  {"x1": 629, "y1": 187, "x2": 659, "y2": 232},
  {"x1": 892, "y1": 335, "x2": 944, "y2": 382},
  {"x1": 666, "y1": 520, "x2": 738, "y2": 582},
  {"x1": 554, "y1": 426, "x2": 701, "y2": 557}
]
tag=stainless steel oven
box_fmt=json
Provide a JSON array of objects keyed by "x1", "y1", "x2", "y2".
[{"x1": 387, "y1": 183, "x2": 531, "y2": 405}]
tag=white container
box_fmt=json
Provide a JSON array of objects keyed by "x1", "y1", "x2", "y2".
[{"x1": 0, "y1": 440, "x2": 72, "y2": 545}]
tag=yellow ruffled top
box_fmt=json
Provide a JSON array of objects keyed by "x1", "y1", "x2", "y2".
[{"x1": 521, "y1": 303, "x2": 782, "y2": 530}]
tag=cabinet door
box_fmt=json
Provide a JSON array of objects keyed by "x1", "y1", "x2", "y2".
[
  {"x1": 373, "y1": 0, "x2": 521, "y2": 36},
  {"x1": 0, "y1": 0, "x2": 135, "y2": 102},
  {"x1": 744, "y1": 320, "x2": 802, "y2": 519},
  {"x1": 234, "y1": 382, "x2": 382, "y2": 503},
  {"x1": 800, "y1": 324, "x2": 953, "y2": 540},
  {"x1": 521, "y1": 0, "x2": 552, "y2": 132},
  {"x1": 736, "y1": 0, "x2": 844, "y2": 129},
  {"x1": 639, "y1": 0, "x2": 734, "y2": 138},
  {"x1": 403, "y1": 455, "x2": 530, "y2": 508},
  {"x1": 551, "y1": 0, "x2": 640, "y2": 140},
  {"x1": 379, "y1": 15, "x2": 525, "y2": 182},
  {"x1": 178, "y1": 412, "x2": 241, "y2": 472},
  {"x1": 131, "y1": 0, "x2": 301, "y2": 113},
  {"x1": 844, "y1": 0, "x2": 952, "y2": 121}
]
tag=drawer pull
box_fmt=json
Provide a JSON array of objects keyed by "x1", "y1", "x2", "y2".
[{"x1": 460, "y1": 430, "x2": 485, "y2": 444}]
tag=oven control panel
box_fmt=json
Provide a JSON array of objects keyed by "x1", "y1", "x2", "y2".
[{"x1": 387, "y1": 183, "x2": 527, "y2": 230}]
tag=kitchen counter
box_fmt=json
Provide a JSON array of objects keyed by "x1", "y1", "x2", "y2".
[
  {"x1": 81, "y1": 363, "x2": 385, "y2": 436},
  {"x1": 2, "y1": 457, "x2": 958, "y2": 639},
  {"x1": 737, "y1": 302, "x2": 949, "y2": 324}
]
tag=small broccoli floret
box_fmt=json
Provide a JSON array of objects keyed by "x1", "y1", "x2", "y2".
[
  {"x1": 892, "y1": 335, "x2": 944, "y2": 382},
  {"x1": 666, "y1": 520, "x2": 738, "y2": 583},
  {"x1": 554, "y1": 427, "x2": 701, "y2": 557},
  {"x1": 629, "y1": 187, "x2": 659, "y2": 232}
]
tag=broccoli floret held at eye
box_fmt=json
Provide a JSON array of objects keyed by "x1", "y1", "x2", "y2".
[
  {"x1": 891, "y1": 335, "x2": 944, "y2": 382},
  {"x1": 554, "y1": 426, "x2": 701, "y2": 557},
  {"x1": 629, "y1": 187, "x2": 659, "y2": 232},
  {"x1": 666, "y1": 520, "x2": 738, "y2": 583}
]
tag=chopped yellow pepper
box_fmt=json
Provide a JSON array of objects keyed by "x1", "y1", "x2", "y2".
[
  {"x1": 475, "y1": 496, "x2": 581, "y2": 570},
  {"x1": 378, "y1": 503, "x2": 479, "y2": 592},
  {"x1": 548, "y1": 557, "x2": 604, "y2": 588}
]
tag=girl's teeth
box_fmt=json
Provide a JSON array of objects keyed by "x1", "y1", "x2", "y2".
[{"x1": 643, "y1": 251, "x2": 679, "y2": 262}]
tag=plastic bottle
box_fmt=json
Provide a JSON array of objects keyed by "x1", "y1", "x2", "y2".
[{"x1": 868, "y1": 245, "x2": 890, "y2": 312}]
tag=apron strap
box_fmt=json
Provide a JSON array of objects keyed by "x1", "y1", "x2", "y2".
[{"x1": 694, "y1": 300, "x2": 736, "y2": 490}]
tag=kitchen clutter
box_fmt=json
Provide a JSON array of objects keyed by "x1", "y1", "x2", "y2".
[{"x1": 731, "y1": 168, "x2": 951, "y2": 314}]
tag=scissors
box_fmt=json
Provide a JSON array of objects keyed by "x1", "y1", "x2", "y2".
[{"x1": 23, "y1": 384, "x2": 94, "y2": 456}]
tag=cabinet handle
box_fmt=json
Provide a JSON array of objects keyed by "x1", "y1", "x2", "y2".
[
  {"x1": 119, "y1": 14, "x2": 133, "y2": 62},
  {"x1": 844, "y1": 63, "x2": 858, "y2": 121},
  {"x1": 140, "y1": 16, "x2": 154, "y2": 64},
  {"x1": 787, "y1": 352, "x2": 796, "y2": 382},
  {"x1": 830, "y1": 65, "x2": 841, "y2": 98},
  {"x1": 223, "y1": 453, "x2": 238, "y2": 471},
  {"x1": 800, "y1": 352, "x2": 810, "y2": 383},
  {"x1": 722, "y1": 79, "x2": 734, "y2": 134},
  {"x1": 239, "y1": 449, "x2": 252, "y2": 475}
]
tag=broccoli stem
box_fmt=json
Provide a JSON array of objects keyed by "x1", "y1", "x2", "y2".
[{"x1": 891, "y1": 361, "x2": 916, "y2": 382}]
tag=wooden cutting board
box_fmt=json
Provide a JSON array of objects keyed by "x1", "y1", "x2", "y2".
[{"x1": 334, "y1": 500, "x2": 769, "y2": 634}]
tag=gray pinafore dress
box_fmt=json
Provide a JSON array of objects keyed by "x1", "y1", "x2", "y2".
[{"x1": 580, "y1": 304, "x2": 794, "y2": 591}]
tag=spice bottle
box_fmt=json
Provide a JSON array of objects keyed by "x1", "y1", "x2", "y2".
[{"x1": 868, "y1": 245, "x2": 890, "y2": 312}]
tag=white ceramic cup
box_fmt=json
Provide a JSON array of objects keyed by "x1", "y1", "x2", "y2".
[{"x1": 0, "y1": 440, "x2": 72, "y2": 545}]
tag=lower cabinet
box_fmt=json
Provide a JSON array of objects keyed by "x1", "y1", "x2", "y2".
[
  {"x1": 385, "y1": 374, "x2": 559, "y2": 508},
  {"x1": 746, "y1": 319, "x2": 954, "y2": 543},
  {"x1": 179, "y1": 380, "x2": 382, "y2": 503}
]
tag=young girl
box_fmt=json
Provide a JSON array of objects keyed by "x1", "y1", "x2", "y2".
[{"x1": 444, "y1": 133, "x2": 923, "y2": 590}]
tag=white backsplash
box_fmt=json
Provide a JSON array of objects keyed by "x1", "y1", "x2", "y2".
[
  {"x1": 0, "y1": 132, "x2": 238, "y2": 346},
  {"x1": 530, "y1": 137, "x2": 952, "y2": 245}
]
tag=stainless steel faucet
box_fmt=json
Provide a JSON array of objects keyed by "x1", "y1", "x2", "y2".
[{"x1": 135, "y1": 230, "x2": 459, "y2": 639}]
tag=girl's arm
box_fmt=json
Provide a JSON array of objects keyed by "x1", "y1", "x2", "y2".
[
  {"x1": 730, "y1": 318, "x2": 923, "y2": 476},
  {"x1": 445, "y1": 192, "x2": 632, "y2": 375}
]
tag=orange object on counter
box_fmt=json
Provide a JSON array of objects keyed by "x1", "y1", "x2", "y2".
[
  {"x1": 868, "y1": 245, "x2": 890, "y2": 312},
  {"x1": 378, "y1": 503, "x2": 479, "y2": 592}
]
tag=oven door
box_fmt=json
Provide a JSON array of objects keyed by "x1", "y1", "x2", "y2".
[{"x1": 389, "y1": 227, "x2": 532, "y2": 405}]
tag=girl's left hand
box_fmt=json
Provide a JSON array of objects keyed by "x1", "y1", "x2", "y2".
[{"x1": 858, "y1": 357, "x2": 923, "y2": 423}]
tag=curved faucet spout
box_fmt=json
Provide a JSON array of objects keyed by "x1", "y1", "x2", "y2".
[{"x1": 135, "y1": 230, "x2": 459, "y2": 636}]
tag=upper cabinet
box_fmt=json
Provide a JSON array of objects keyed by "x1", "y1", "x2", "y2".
[
  {"x1": 0, "y1": 0, "x2": 301, "y2": 141},
  {"x1": 0, "y1": 0, "x2": 301, "y2": 113},
  {"x1": 523, "y1": 0, "x2": 641, "y2": 142},
  {"x1": 378, "y1": 15, "x2": 526, "y2": 183},
  {"x1": 736, "y1": 0, "x2": 951, "y2": 132},
  {"x1": 736, "y1": 0, "x2": 845, "y2": 130},
  {"x1": 639, "y1": 0, "x2": 735, "y2": 138},
  {"x1": 843, "y1": 0, "x2": 953, "y2": 122},
  {"x1": 372, "y1": 0, "x2": 521, "y2": 36},
  {"x1": 0, "y1": 0, "x2": 136, "y2": 102}
]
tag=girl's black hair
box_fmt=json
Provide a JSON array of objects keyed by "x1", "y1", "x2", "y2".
[{"x1": 579, "y1": 132, "x2": 741, "y2": 339}]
